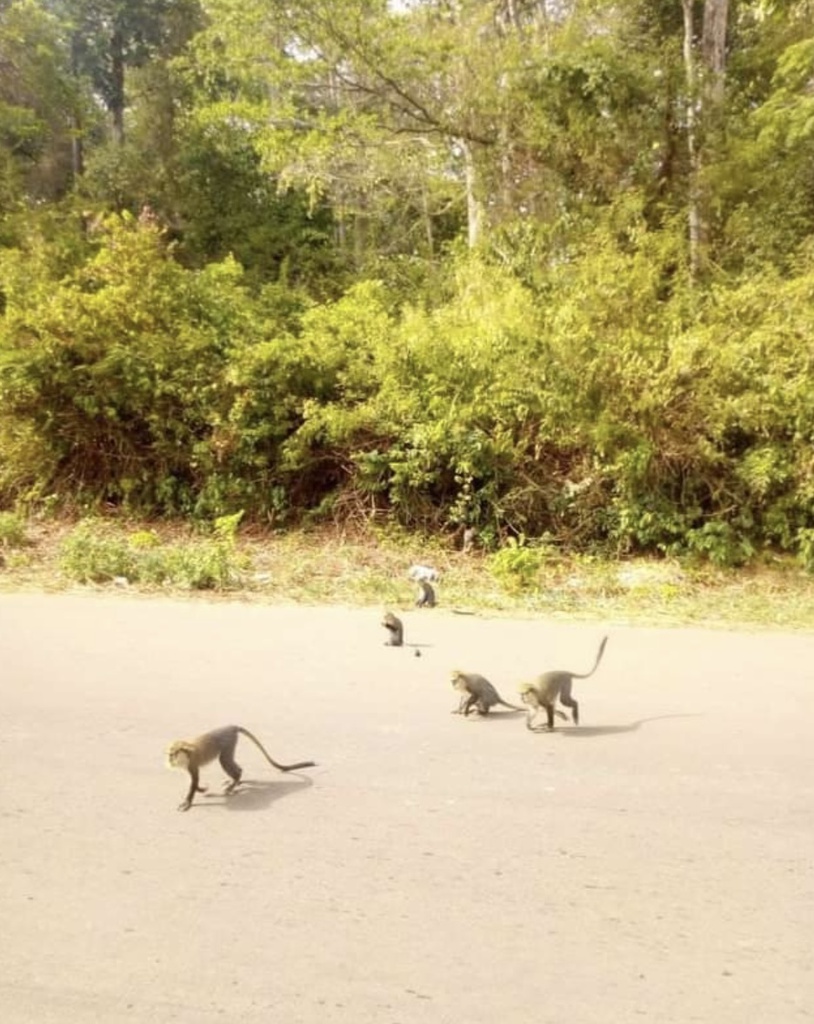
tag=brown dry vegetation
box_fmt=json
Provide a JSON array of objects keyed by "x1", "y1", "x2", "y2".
[{"x1": 2, "y1": 517, "x2": 814, "y2": 631}]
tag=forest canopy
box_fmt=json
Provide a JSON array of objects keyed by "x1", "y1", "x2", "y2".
[{"x1": 1, "y1": 0, "x2": 813, "y2": 565}]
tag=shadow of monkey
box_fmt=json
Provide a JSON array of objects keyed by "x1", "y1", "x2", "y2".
[
  {"x1": 557, "y1": 713, "x2": 702, "y2": 738},
  {"x1": 200, "y1": 774, "x2": 315, "y2": 812}
]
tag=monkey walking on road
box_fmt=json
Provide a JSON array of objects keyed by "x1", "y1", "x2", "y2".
[
  {"x1": 450, "y1": 670, "x2": 529, "y2": 716},
  {"x1": 518, "y1": 636, "x2": 609, "y2": 732},
  {"x1": 166, "y1": 725, "x2": 316, "y2": 811}
]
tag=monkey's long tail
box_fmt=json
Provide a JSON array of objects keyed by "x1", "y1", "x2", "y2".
[
  {"x1": 237, "y1": 727, "x2": 317, "y2": 773},
  {"x1": 574, "y1": 635, "x2": 609, "y2": 679}
]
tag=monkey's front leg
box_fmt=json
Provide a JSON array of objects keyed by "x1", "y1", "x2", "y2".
[
  {"x1": 525, "y1": 708, "x2": 542, "y2": 732},
  {"x1": 461, "y1": 695, "x2": 479, "y2": 716},
  {"x1": 179, "y1": 768, "x2": 205, "y2": 811}
]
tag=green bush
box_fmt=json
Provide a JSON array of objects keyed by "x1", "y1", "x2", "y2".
[
  {"x1": 0, "y1": 511, "x2": 28, "y2": 549},
  {"x1": 59, "y1": 522, "x2": 139, "y2": 583},
  {"x1": 58, "y1": 513, "x2": 247, "y2": 589},
  {"x1": 0, "y1": 215, "x2": 260, "y2": 514},
  {"x1": 4, "y1": 203, "x2": 814, "y2": 567},
  {"x1": 488, "y1": 538, "x2": 551, "y2": 594}
]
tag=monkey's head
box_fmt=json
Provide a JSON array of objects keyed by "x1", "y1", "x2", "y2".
[
  {"x1": 517, "y1": 682, "x2": 537, "y2": 707},
  {"x1": 450, "y1": 670, "x2": 467, "y2": 693},
  {"x1": 166, "y1": 741, "x2": 193, "y2": 770},
  {"x1": 382, "y1": 612, "x2": 397, "y2": 628}
]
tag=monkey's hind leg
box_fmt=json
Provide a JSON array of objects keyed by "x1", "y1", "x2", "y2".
[
  {"x1": 219, "y1": 751, "x2": 244, "y2": 794},
  {"x1": 559, "y1": 681, "x2": 579, "y2": 725}
]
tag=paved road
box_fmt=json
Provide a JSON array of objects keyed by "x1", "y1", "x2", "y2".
[{"x1": 1, "y1": 594, "x2": 812, "y2": 1023}]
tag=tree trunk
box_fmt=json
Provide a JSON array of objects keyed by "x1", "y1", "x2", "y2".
[
  {"x1": 702, "y1": 0, "x2": 729, "y2": 107},
  {"x1": 110, "y1": 26, "x2": 125, "y2": 145},
  {"x1": 680, "y1": 0, "x2": 703, "y2": 280},
  {"x1": 461, "y1": 139, "x2": 483, "y2": 248},
  {"x1": 70, "y1": 34, "x2": 84, "y2": 178},
  {"x1": 682, "y1": 0, "x2": 730, "y2": 280}
]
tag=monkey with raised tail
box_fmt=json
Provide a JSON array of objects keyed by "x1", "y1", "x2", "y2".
[
  {"x1": 166, "y1": 725, "x2": 316, "y2": 811},
  {"x1": 518, "y1": 636, "x2": 608, "y2": 731}
]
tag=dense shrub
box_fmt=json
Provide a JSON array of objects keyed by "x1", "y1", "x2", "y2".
[{"x1": 3, "y1": 209, "x2": 814, "y2": 567}]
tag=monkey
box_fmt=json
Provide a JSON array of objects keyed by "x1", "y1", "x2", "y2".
[
  {"x1": 518, "y1": 636, "x2": 609, "y2": 732},
  {"x1": 408, "y1": 564, "x2": 439, "y2": 583},
  {"x1": 382, "y1": 610, "x2": 404, "y2": 646},
  {"x1": 166, "y1": 725, "x2": 316, "y2": 811},
  {"x1": 462, "y1": 526, "x2": 476, "y2": 553},
  {"x1": 450, "y1": 670, "x2": 526, "y2": 716},
  {"x1": 416, "y1": 579, "x2": 436, "y2": 608}
]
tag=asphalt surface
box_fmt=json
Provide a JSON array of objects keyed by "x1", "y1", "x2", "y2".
[{"x1": 1, "y1": 593, "x2": 812, "y2": 1023}]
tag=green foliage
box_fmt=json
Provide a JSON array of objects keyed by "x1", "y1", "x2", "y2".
[
  {"x1": 277, "y1": 258, "x2": 548, "y2": 529},
  {"x1": 59, "y1": 521, "x2": 138, "y2": 582},
  {"x1": 0, "y1": 0, "x2": 84, "y2": 214},
  {"x1": 167, "y1": 121, "x2": 344, "y2": 291},
  {"x1": 59, "y1": 513, "x2": 247, "y2": 589},
  {"x1": 0, "y1": 214, "x2": 255, "y2": 513},
  {"x1": 0, "y1": 510, "x2": 28, "y2": 549},
  {"x1": 3, "y1": 0, "x2": 814, "y2": 570},
  {"x1": 4, "y1": 199, "x2": 814, "y2": 568},
  {"x1": 488, "y1": 537, "x2": 551, "y2": 595},
  {"x1": 684, "y1": 522, "x2": 756, "y2": 569},
  {"x1": 796, "y1": 529, "x2": 814, "y2": 574}
]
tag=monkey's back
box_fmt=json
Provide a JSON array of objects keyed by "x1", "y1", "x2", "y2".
[
  {"x1": 463, "y1": 673, "x2": 503, "y2": 707},
  {"x1": 533, "y1": 671, "x2": 572, "y2": 700},
  {"x1": 192, "y1": 725, "x2": 239, "y2": 765}
]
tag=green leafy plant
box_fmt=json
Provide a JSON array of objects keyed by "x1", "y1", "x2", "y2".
[
  {"x1": 0, "y1": 511, "x2": 28, "y2": 549},
  {"x1": 59, "y1": 521, "x2": 139, "y2": 583},
  {"x1": 58, "y1": 513, "x2": 248, "y2": 590},
  {"x1": 488, "y1": 537, "x2": 551, "y2": 594},
  {"x1": 796, "y1": 529, "x2": 814, "y2": 575}
]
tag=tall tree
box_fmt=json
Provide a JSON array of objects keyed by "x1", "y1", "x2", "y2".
[
  {"x1": 185, "y1": 0, "x2": 528, "y2": 258},
  {"x1": 0, "y1": 0, "x2": 81, "y2": 210},
  {"x1": 681, "y1": 0, "x2": 731, "y2": 277},
  {"x1": 51, "y1": 0, "x2": 194, "y2": 145}
]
